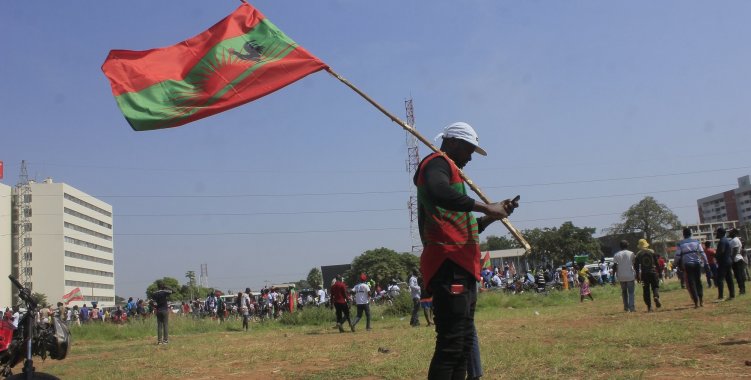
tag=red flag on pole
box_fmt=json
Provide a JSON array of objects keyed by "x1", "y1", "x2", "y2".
[
  {"x1": 62, "y1": 288, "x2": 84, "y2": 304},
  {"x1": 481, "y1": 251, "x2": 491, "y2": 270},
  {"x1": 102, "y1": 3, "x2": 328, "y2": 131}
]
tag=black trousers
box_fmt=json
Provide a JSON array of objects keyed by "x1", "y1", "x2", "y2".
[
  {"x1": 334, "y1": 302, "x2": 351, "y2": 325},
  {"x1": 641, "y1": 272, "x2": 660, "y2": 309},
  {"x1": 733, "y1": 261, "x2": 746, "y2": 294},
  {"x1": 717, "y1": 265, "x2": 735, "y2": 299},
  {"x1": 683, "y1": 263, "x2": 703, "y2": 306},
  {"x1": 428, "y1": 261, "x2": 477, "y2": 380}
]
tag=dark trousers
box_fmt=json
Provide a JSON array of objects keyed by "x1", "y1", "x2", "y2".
[
  {"x1": 428, "y1": 261, "x2": 477, "y2": 380},
  {"x1": 707, "y1": 263, "x2": 718, "y2": 287},
  {"x1": 683, "y1": 263, "x2": 703, "y2": 306},
  {"x1": 466, "y1": 324, "x2": 483, "y2": 379},
  {"x1": 641, "y1": 272, "x2": 660, "y2": 309},
  {"x1": 733, "y1": 261, "x2": 746, "y2": 294},
  {"x1": 717, "y1": 265, "x2": 735, "y2": 299},
  {"x1": 156, "y1": 309, "x2": 169, "y2": 342},
  {"x1": 334, "y1": 302, "x2": 351, "y2": 326},
  {"x1": 410, "y1": 298, "x2": 421, "y2": 326},
  {"x1": 353, "y1": 303, "x2": 371, "y2": 329}
]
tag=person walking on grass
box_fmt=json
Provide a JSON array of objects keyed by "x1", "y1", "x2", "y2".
[
  {"x1": 238, "y1": 289, "x2": 251, "y2": 331},
  {"x1": 613, "y1": 240, "x2": 636, "y2": 312},
  {"x1": 729, "y1": 228, "x2": 746, "y2": 295},
  {"x1": 351, "y1": 274, "x2": 371, "y2": 331},
  {"x1": 578, "y1": 264, "x2": 594, "y2": 302},
  {"x1": 715, "y1": 227, "x2": 735, "y2": 301},
  {"x1": 675, "y1": 227, "x2": 710, "y2": 308},
  {"x1": 409, "y1": 271, "x2": 421, "y2": 327},
  {"x1": 704, "y1": 241, "x2": 717, "y2": 289},
  {"x1": 634, "y1": 239, "x2": 662, "y2": 312},
  {"x1": 330, "y1": 275, "x2": 353, "y2": 333},
  {"x1": 150, "y1": 280, "x2": 174, "y2": 345}
]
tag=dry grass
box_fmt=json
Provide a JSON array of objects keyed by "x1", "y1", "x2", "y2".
[{"x1": 33, "y1": 278, "x2": 751, "y2": 379}]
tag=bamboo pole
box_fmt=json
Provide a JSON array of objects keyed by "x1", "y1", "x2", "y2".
[{"x1": 326, "y1": 68, "x2": 531, "y2": 252}]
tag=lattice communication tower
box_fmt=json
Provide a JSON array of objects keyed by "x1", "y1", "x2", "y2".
[
  {"x1": 14, "y1": 160, "x2": 33, "y2": 288},
  {"x1": 199, "y1": 263, "x2": 209, "y2": 288},
  {"x1": 405, "y1": 98, "x2": 422, "y2": 254}
]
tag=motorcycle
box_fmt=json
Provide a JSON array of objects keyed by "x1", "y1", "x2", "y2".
[{"x1": 0, "y1": 275, "x2": 70, "y2": 379}]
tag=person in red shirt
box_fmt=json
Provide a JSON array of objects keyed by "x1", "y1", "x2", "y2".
[
  {"x1": 330, "y1": 275, "x2": 353, "y2": 333},
  {"x1": 704, "y1": 241, "x2": 717, "y2": 289}
]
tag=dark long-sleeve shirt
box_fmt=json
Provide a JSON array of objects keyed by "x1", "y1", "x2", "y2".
[
  {"x1": 413, "y1": 155, "x2": 490, "y2": 234},
  {"x1": 151, "y1": 289, "x2": 173, "y2": 311}
]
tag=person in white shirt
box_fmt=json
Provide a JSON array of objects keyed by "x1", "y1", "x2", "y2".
[
  {"x1": 409, "y1": 272, "x2": 421, "y2": 327},
  {"x1": 11, "y1": 305, "x2": 21, "y2": 330},
  {"x1": 351, "y1": 274, "x2": 372, "y2": 331},
  {"x1": 729, "y1": 228, "x2": 746, "y2": 295},
  {"x1": 613, "y1": 240, "x2": 636, "y2": 312},
  {"x1": 491, "y1": 273, "x2": 503, "y2": 288},
  {"x1": 316, "y1": 287, "x2": 327, "y2": 306},
  {"x1": 240, "y1": 288, "x2": 252, "y2": 331}
]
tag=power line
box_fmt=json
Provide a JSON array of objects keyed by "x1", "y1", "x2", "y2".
[{"x1": 3, "y1": 165, "x2": 747, "y2": 199}]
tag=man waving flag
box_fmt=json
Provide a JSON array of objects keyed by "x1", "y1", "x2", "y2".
[{"x1": 102, "y1": 3, "x2": 327, "y2": 131}]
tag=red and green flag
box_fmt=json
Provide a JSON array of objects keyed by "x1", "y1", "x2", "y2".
[
  {"x1": 481, "y1": 251, "x2": 491, "y2": 269},
  {"x1": 62, "y1": 287, "x2": 84, "y2": 305},
  {"x1": 102, "y1": 3, "x2": 328, "y2": 131}
]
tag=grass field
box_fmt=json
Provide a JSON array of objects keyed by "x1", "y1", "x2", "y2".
[{"x1": 32, "y1": 278, "x2": 751, "y2": 379}]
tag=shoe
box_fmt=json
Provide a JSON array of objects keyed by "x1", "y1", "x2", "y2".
[
  {"x1": 337, "y1": 323, "x2": 345, "y2": 333},
  {"x1": 655, "y1": 298, "x2": 662, "y2": 308},
  {"x1": 647, "y1": 308, "x2": 653, "y2": 313},
  {"x1": 163, "y1": 341, "x2": 169, "y2": 344},
  {"x1": 350, "y1": 324, "x2": 355, "y2": 333},
  {"x1": 157, "y1": 341, "x2": 163, "y2": 345}
]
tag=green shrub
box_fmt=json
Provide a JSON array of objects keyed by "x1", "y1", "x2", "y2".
[
  {"x1": 278, "y1": 305, "x2": 337, "y2": 326},
  {"x1": 382, "y1": 291, "x2": 413, "y2": 317}
]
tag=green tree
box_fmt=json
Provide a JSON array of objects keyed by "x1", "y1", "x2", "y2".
[
  {"x1": 306, "y1": 267, "x2": 323, "y2": 290},
  {"x1": 610, "y1": 196, "x2": 681, "y2": 244},
  {"x1": 145, "y1": 277, "x2": 183, "y2": 301},
  {"x1": 31, "y1": 292, "x2": 48, "y2": 307},
  {"x1": 294, "y1": 279, "x2": 311, "y2": 290},
  {"x1": 348, "y1": 247, "x2": 411, "y2": 287},
  {"x1": 481, "y1": 235, "x2": 521, "y2": 251},
  {"x1": 185, "y1": 270, "x2": 197, "y2": 300},
  {"x1": 524, "y1": 221, "x2": 600, "y2": 265}
]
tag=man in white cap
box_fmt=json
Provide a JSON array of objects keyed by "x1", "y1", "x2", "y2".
[{"x1": 415, "y1": 121, "x2": 518, "y2": 380}]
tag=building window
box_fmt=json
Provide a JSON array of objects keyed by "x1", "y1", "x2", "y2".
[
  {"x1": 65, "y1": 265, "x2": 113, "y2": 278},
  {"x1": 23, "y1": 252, "x2": 32, "y2": 261},
  {"x1": 63, "y1": 193, "x2": 112, "y2": 217},
  {"x1": 23, "y1": 267, "x2": 32, "y2": 276},
  {"x1": 23, "y1": 194, "x2": 31, "y2": 203},
  {"x1": 23, "y1": 238, "x2": 32, "y2": 247},
  {"x1": 65, "y1": 280, "x2": 114, "y2": 290},
  {"x1": 23, "y1": 208, "x2": 32, "y2": 217},
  {"x1": 65, "y1": 250, "x2": 113, "y2": 265}
]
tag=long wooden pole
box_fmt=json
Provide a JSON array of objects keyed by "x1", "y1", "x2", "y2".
[{"x1": 326, "y1": 68, "x2": 531, "y2": 252}]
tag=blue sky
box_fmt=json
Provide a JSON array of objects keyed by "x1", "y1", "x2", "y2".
[{"x1": 2, "y1": 1, "x2": 750, "y2": 298}]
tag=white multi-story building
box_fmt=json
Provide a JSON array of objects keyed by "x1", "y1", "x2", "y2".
[
  {"x1": 697, "y1": 175, "x2": 751, "y2": 224},
  {"x1": 0, "y1": 183, "x2": 12, "y2": 308},
  {"x1": 12, "y1": 179, "x2": 115, "y2": 308}
]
